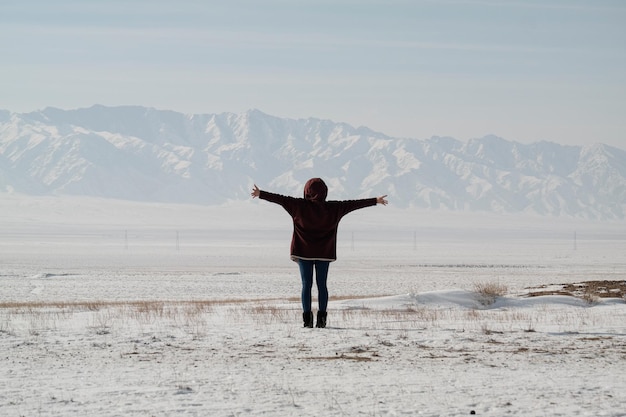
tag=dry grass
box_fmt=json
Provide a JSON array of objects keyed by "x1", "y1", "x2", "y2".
[
  {"x1": 0, "y1": 298, "x2": 287, "y2": 311},
  {"x1": 246, "y1": 305, "x2": 293, "y2": 324},
  {"x1": 526, "y1": 280, "x2": 626, "y2": 303},
  {"x1": 473, "y1": 281, "x2": 508, "y2": 306},
  {"x1": 1, "y1": 286, "x2": 617, "y2": 339}
]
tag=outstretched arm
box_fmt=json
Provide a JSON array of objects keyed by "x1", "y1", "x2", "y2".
[
  {"x1": 251, "y1": 184, "x2": 261, "y2": 198},
  {"x1": 251, "y1": 185, "x2": 298, "y2": 216},
  {"x1": 376, "y1": 195, "x2": 388, "y2": 205}
]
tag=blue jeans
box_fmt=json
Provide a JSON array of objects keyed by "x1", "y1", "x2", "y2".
[{"x1": 297, "y1": 259, "x2": 330, "y2": 313}]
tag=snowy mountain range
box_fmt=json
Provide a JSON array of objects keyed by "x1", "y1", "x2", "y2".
[{"x1": 1, "y1": 105, "x2": 625, "y2": 220}]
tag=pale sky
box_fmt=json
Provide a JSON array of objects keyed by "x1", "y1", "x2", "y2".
[{"x1": 1, "y1": 0, "x2": 625, "y2": 148}]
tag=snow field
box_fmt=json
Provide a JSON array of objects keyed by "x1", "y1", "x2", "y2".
[
  {"x1": 1, "y1": 197, "x2": 625, "y2": 416},
  {"x1": 2, "y1": 293, "x2": 625, "y2": 416}
]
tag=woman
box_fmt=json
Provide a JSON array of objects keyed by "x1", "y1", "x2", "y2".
[{"x1": 251, "y1": 178, "x2": 388, "y2": 328}]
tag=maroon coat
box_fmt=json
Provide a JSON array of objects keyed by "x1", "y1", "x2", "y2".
[{"x1": 259, "y1": 178, "x2": 377, "y2": 262}]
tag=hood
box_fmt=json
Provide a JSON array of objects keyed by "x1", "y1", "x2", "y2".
[{"x1": 303, "y1": 178, "x2": 328, "y2": 202}]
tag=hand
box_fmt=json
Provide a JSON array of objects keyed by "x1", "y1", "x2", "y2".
[
  {"x1": 376, "y1": 195, "x2": 388, "y2": 205},
  {"x1": 251, "y1": 184, "x2": 261, "y2": 198}
]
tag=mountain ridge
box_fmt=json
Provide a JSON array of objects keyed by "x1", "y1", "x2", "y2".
[{"x1": 1, "y1": 105, "x2": 625, "y2": 220}]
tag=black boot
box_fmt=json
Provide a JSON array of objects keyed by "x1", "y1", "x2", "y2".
[
  {"x1": 303, "y1": 312, "x2": 313, "y2": 328},
  {"x1": 316, "y1": 311, "x2": 327, "y2": 328}
]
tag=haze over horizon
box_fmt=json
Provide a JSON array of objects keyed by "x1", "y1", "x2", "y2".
[{"x1": 1, "y1": 1, "x2": 624, "y2": 149}]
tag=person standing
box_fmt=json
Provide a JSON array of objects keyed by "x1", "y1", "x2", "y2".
[{"x1": 251, "y1": 178, "x2": 388, "y2": 328}]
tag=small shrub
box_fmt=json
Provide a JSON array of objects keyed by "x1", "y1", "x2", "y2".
[
  {"x1": 581, "y1": 290, "x2": 599, "y2": 306},
  {"x1": 474, "y1": 281, "x2": 508, "y2": 306}
]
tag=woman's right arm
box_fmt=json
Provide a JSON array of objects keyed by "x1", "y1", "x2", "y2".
[{"x1": 251, "y1": 185, "x2": 298, "y2": 214}]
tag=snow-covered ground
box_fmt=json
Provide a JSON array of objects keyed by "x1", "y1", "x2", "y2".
[{"x1": 1, "y1": 195, "x2": 625, "y2": 416}]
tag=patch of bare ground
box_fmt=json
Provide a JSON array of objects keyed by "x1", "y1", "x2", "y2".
[
  {"x1": 526, "y1": 280, "x2": 626, "y2": 301},
  {"x1": 305, "y1": 346, "x2": 379, "y2": 362}
]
